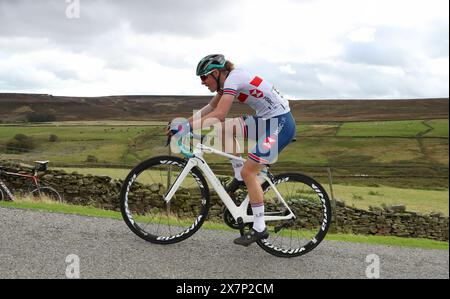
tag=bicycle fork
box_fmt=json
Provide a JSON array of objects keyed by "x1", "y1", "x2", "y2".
[{"x1": 163, "y1": 159, "x2": 196, "y2": 203}]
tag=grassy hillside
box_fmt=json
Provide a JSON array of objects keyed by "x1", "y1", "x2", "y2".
[
  {"x1": 1, "y1": 119, "x2": 448, "y2": 189},
  {"x1": 1, "y1": 119, "x2": 448, "y2": 167}
]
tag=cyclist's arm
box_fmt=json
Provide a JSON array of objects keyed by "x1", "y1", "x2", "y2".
[
  {"x1": 190, "y1": 94, "x2": 234, "y2": 129},
  {"x1": 187, "y1": 93, "x2": 221, "y2": 124},
  {"x1": 208, "y1": 92, "x2": 222, "y2": 108}
]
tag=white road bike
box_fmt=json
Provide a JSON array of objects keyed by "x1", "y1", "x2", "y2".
[{"x1": 120, "y1": 133, "x2": 331, "y2": 257}]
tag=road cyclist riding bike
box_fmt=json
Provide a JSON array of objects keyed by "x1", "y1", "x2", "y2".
[
  {"x1": 119, "y1": 54, "x2": 331, "y2": 257},
  {"x1": 170, "y1": 54, "x2": 299, "y2": 246}
]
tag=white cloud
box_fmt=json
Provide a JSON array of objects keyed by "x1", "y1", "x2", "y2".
[
  {"x1": 348, "y1": 27, "x2": 377, "y2": 43},
  {"x1": 279, "y1": 64, "x2": 297, "y2": 75},
  {"x1": 0, "y1": 0, "x2": 448, "y2": 98}
]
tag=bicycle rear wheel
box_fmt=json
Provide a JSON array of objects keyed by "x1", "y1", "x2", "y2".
[
  {"x1": 257, "y1": 173, "x2": 332, "y2": 257},
  {"x1": 120, "y1": 156, "x2": 210, "y2": 244},
  {"x1": 30, "y1": 186, "x2": 62, "y2": 202}
]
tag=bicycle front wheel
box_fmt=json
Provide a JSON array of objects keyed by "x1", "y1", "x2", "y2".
[
  {"x1": 257, "y1": 173, "x2": 332, "y2": 257},
  {"x1": 120, "y1": 156, "x2": 210, "y2": 244}
]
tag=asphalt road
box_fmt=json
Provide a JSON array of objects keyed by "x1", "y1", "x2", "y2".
[{"x1": 0, "y1": 207, "x2": 448, "y2": 279}]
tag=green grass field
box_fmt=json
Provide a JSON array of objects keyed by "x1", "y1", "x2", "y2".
[
  {"x1": 280, "y1": 137, "x2": 429, "y2": 165},
  {"x1": 423, "y1": 119, "x2": 449, "y2": 137},
  {"x1": 328, "y1": 184, "x2": 449, "y2": 216},
  {"x1": 337, "y1": 120, "x2": 432, "y2": 137},
  {"x1": 296, "y1": 123, "x2": 340, "y2": 136},
  {"x1": 0, "y1": 125, "x2": 168, "y2": 164},
  {"x1": 0, "y1": 199, "x2": 447, "y2": 250},
  {"x1": 1, "y1": 119, "x2": 448, "y2": 165}
]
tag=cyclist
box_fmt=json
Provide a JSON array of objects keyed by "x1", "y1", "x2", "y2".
[{"x1": 168, "y1": 54, "x2": 296, "y2": 246}]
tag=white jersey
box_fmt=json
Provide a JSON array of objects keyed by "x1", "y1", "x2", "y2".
[{"x1": 218, "y1": 68, "x2": 290, "y2": 119}]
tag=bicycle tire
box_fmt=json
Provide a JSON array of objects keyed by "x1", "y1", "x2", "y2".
[
  {"x1": 120, "y1": 156, "x2": 210, "y2": 244},
  {"x1": 256, "y1": 173, "x2": 332, "y2": 258},
  {"x1": 0, "y1": 188, "x2": 4, "y2": 201},
  {"x1": 30, "y1": 186, "x2": 62, "y2": 202}
]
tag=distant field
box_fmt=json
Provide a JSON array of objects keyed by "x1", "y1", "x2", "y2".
[
  {"x1": 297, "y1": 119, "x2": 449, "y2": 138},
  {"x1": 0, "y1": 121, "x2": 168, "y2": 127},
  {"x1": 0, "y1": 125, "x2": 152, "y2": 141},
  {"x1": 1, "y1": 120, "x2": 448, "y2": 167},
  {"x1": 424, "y1": 119, "x2": 449, "y2": 137},
  {"x1": 337, "y1": 119, "x2": 447, "y2": 137},
  {"x1": 329, "y1": 184, "x2": 449, "y2": 216},
  {"x1": 1, "y1": 119, "x2": 448, "y2": 189},
  {"x1": 280, "y1": 137, "x2": 428, "y2": 165},
  {"x1": 0, "y1": 125, "x2": 167, "y2": 164},
  {"x1": 297, "y1": 123, "x2": 340, "y2": 136}
]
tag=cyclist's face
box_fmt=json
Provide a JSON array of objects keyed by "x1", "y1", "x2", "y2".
[{"x1": 201, "y1": 70, "x2": 219, "y2": 92}]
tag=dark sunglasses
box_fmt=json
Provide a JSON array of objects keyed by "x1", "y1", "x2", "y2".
[{"x1": 200, "y1": 70, "x2": 214, "y2": 82}]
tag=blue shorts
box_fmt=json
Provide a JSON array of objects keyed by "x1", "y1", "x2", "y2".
[{"x1": 240, "y1": 112, "x2": 296, "y2": 165}]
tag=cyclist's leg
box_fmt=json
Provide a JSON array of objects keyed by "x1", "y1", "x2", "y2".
[
  {"x1": 234, "y1": 158, "x2": 268, "y2": 246},
  {"x1": 220, "y1": 117, "x2": 245, "y2": 155},
  {"x1": 240, "y1": 119, "x2": 270, "y2": 237},
  {"x1": 219, "y1": 117, "x2": 249, "y2": 183},
  {"x1": 241, "y1": 159, "x2": 265, "y2": 205},
  {"x1": 241, "y1": 113, "x2": 296, "y2": 232}
]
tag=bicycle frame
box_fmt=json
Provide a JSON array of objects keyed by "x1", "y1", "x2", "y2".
[
  {"x1": 4, "y1": 170, "x2": 39, "y2": 184},
  {"x1": 0, "y1": 170, "x2": 40, "y2": 201},
  {"x1": 164, "y1": 137, "x2": 295, "y2": 224}
]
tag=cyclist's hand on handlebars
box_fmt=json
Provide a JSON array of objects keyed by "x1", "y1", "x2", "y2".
[{"x1": 168, "y1": 120, "x2": 191, "y2": 137}]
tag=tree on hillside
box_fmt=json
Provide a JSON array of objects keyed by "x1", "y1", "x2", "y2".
[
  {"x1": 26, "y1": 112, "x2": 56, "y2": 123},
  {"x1": 6, "y1": 134, "x2": 36, "y2": 153}
]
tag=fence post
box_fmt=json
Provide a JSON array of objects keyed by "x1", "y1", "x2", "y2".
[{"x1": 327, "y1": 167, "x2": 337, "y2": 227}]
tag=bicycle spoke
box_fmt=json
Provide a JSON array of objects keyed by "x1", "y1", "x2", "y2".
[{"x1": 258, "y1": 173, "x2": 331, "y2": 257}]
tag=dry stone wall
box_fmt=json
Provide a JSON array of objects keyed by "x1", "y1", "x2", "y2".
[{"x1": 1, "y1": 163, "x2": 448, "y2": 241}]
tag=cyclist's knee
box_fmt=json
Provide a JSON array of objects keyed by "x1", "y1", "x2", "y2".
[
  {"x1": 241, "y1": 168, "x2": 255, "y2": 182},
  {"x1": 241, "y1": 160, "x2": 263, "y2": 181}
]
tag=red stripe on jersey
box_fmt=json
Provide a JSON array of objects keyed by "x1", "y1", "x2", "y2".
[
  {"x1": 223, "y1": 88, "x2": 237, "y2": 96},
  {"x1": 250, "y1": 76, "x2": 263, "y2": 87},
  {"x1": 237, "y1": 93, "x2": 248, "y2": 102}
]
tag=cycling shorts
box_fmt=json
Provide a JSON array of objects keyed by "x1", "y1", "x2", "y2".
[{"x1": 239, "y1": 112, "x2": 296, "y2": 165}]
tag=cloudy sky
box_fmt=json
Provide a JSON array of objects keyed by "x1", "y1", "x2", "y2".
[{"x1": 0, "y1": 0, "x2": 448, "y2": 99}]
